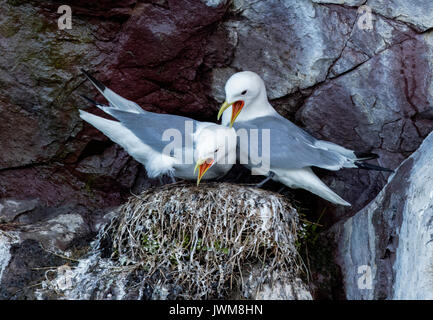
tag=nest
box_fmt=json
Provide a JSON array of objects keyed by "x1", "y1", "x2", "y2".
[{"x1": 102, "y1": 182, "x2": 303, "y2": 299}]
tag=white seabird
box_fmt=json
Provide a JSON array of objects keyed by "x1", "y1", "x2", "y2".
[
  {"x1": 218, "y1": 71, "x2": 393, "y2": 206},
  {"x1": 79, "y1": 70, "x2": 237, "y2": 185}
]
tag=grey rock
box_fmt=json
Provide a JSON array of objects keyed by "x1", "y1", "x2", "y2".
[
  {"x1": 0, "y1": 232, "x2": 15, "y2": 285},
  {"x1": 210, "y1": 67, "x2": 238, "y2": 102},
  {"x1": 0, "y1": 2, "x2": 109, "y2": 170},
  {"x1": 0, "y1": 238, "x2": 67, "y2": 300},
  {"x1": 75, "y1": 144, "x2": 140, "y2": 189},
  {"x1": 331, "y1": 130, "x2": 433, "y2": 299},
  {"x1": 329, "y1": 13, "x2": 413, "y2": 78},
  {"x1": 240, "y1": 267, "x2": 312, "y2": 300},
  {"x1": 0, "y1": 210, "x2": 106, "y2": 299},
  {"x1": 211, "y1": 0, "x2": 355, "y2": 99},
  {"x1": 19, "y1": 214, "x2": 90, "y2": 252},
  {"x1": 313, "y1": 0, "x2": 433, "y2": 32},
  {"x1": 312, "y1": 0, "x2": 365, "y2": 6},
  {"x1": 368, "y1": 0, "x2": 433, "y2": 32},
  {"x1": 0, "y1": 198, "x2": 39, "y2": 223},
  {"x1": 201, "y1": 0, "x2": 227, "y2": 7}
]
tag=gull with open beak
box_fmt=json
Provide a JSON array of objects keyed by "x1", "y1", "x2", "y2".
[
  {"x1": 218, "y1": 71, "x2": 394, "y2": 206},
  {"x1": 194, "y1": 158, "x2": 214, "y2": 186},
  {"x1": 79, "y1": 70, "x2": 237, "y2": 185}
]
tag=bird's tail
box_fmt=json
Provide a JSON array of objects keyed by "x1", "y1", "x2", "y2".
[
  {"x1": 352, "y1": 150, "x2": 394, "y2": 172},
  {"x1": 80, "y1": 69, "x2": 144, "y2": 114},
  {"x1": 353, "y1": 151, "x2": 379, "y2": 161},
  {"x1": 354, "y1": 161, "x2": 394, "y2": 173},
  {"x1": 80, "y1": 95, "x2": 109, "y2": 112},
  {"x1": 79, "y1": 94, "x2": 121, "y2": 120},
  {"x1": 316, "y1": 140, "x2": 394, "y2": 172}
]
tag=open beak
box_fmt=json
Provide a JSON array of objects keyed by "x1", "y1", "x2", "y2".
[
  {"x1": 217, "y1": 100, "x2": 245, "y2": 128},
  {"x1": 194, "y1": 158, "x2": 215, "y2": 186}
]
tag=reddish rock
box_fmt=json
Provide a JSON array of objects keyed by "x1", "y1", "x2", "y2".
[{"x1": 0, "y1": 0, "x2": 229, "y2": 227}]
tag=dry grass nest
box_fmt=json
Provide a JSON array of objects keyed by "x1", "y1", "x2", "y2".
[{"x1": 101, "y1": 182, "x2": 304, "y2": 299}]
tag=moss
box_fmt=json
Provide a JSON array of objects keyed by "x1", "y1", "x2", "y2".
[
  {"x1": 43, "y1": 45, "x2": 71, "y2": 70},
  {"x1": 0, "y1": 15, "x2": 20, "y2": 38},
  {"x1": 81, "y1": 175, "x2": 98, "y2": 198},
  {"x1": 292, "y1": 204, "x2": 346, "y2": 299},
  {"x1": 0, "y1": 24, "x2": 19, "y2": 38},
  {"x1": 297, "y1": 220, "x2": 344, "y2": 299},
  {"x1": 30, "y1": 17, "x2": 57, "y2": 35},
  {"x1": 296, "y1": 207, "x2": 326, "y2": 250},
  {"x1": 6, "y1": 0, "x2": 25, "y2": 6}
]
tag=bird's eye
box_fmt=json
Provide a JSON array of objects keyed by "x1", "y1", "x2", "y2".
[
  {"x1": 241, "y1": 90, "x2": 247, "y2": 95},
  {"x1": 214, "y1": 148, "x2": 219, "y2": 153}
]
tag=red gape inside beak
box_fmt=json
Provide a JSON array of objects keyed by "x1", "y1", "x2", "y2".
[
  {"x1": 196, "y1": 158, "x2": 215, "y2": 186},
  {"x1": 199, "y1": 160, "x2": 213, "y2": 178},
  {"x1": 231, "y1": 100, "x2": 245, "y2": 126}
]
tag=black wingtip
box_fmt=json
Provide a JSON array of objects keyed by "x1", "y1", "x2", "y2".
[
  {"x1": 355, "y1": 161, "x2": 394, "y2": 173},
  {"x1": 354, "y1": 151, "x2": 379, "y2": 160},
  {"x1": 81, "y1": 69, "x2": 106, "y2": 92},
  {"x1": 80, "y1": 94, "x2": 99, "y2": 106}
]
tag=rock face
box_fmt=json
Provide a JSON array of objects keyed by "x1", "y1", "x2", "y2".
[
  {"x1": 2, "y1": 0, "x2": 433, "y2": 300},
  {"x1": 0, "y1": 215, "x2": 91, "y2": 300},
  {"x1": 0, "y1": 184, "x2": 312, "y2": 300},
  {"x1": 331, "y1": 131, "x2": 433, "y2": 300}
]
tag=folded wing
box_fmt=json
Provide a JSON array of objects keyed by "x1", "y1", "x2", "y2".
[{"x1": 234, "y1": 116, "x2": 350, "y2": 171}]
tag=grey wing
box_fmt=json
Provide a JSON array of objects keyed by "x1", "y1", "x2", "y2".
[
  {"x1": 107, "y1": 109, "x2": 198, "y2": 156},
  {"x1": 234, "y1": 117, "x2": 346, "y2": 170}
]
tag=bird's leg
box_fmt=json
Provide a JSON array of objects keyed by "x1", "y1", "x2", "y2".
[
  {"x1": 170, "y1": 176, "x2": 177, "y2": 184},
  {"x1": 234, "y1": 171, "x2": 244, "y2": 181},
  {"x1": 277, "y1": 185, "x2": 286, "y2": 193},
  {"x1": 255, "y1": 172, "x2": 275, "y2": 188},
  {"x1": 158, "y1": 177, "x2": 164, "y2": 186}
]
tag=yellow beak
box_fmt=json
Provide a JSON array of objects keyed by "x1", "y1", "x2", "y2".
[
  {"x1": 194, "y1": 158, "x2": 215, "y2": 186},
  {"x1": 217, "y1": 100, "x2": 245, "y2": 128},
  {"x1": 217, "y1": 101, "x2": 233, "y2": 121}
]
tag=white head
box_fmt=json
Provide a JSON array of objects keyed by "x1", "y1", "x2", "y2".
[
  {"x1": 217, "y1": 71, "x2": 268, "y2": 127},
  {"x1": 194, "y1": 125, "x2": 237, "y2": 185}
]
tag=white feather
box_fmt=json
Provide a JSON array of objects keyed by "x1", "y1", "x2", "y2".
[
  {"x1": 274, "y1": 167, "x2": 351, "y2": 206},
  {"x1": 79, "y1": 110, "x2": 175, "y2": 178}
]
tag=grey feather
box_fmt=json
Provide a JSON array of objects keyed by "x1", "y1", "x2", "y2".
[
  {"x1": 106, "y1": 108, "x2": 200, "y2": 156},
  {"x1": 234, "y1": 116, "x2": 346, "y2": 171}
]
